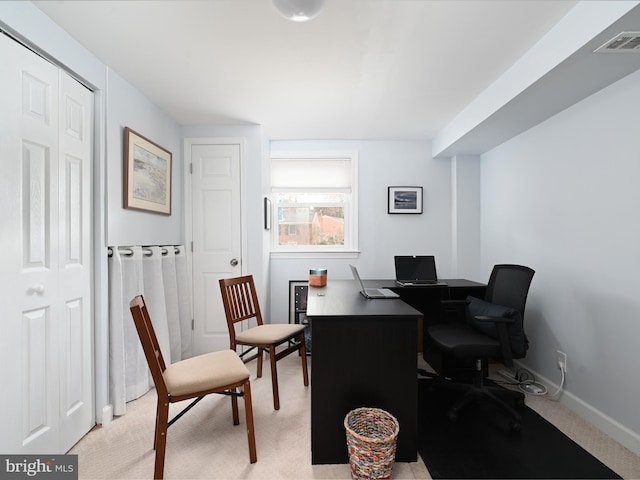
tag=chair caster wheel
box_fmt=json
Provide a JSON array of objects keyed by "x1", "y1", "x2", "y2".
[{"x1": 447, "y1": 410, "x2": 458, "y2": 422}]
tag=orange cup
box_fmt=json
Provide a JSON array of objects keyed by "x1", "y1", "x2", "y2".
[{"x1": 309, "y1": 268, "x2": 327, "y2": 287}]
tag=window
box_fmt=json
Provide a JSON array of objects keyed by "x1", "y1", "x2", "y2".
[{"x1": 270, "y1": 152, "x2": 358, "y2": 254}]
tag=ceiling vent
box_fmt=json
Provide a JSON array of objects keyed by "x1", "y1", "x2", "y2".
[{"x1": 594, "y1": 32, "x2": 640, "y2": 53}]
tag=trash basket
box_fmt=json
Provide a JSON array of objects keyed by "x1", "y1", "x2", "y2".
[{"x1": 344, "y1": 407, "x2": 400, "y2": 480}]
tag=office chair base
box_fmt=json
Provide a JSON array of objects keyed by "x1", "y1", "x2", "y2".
[
  {"x1": 447, "y1": 384, "x2": 523, "y2": 432},
  {"x1": 429, "y1": 357, "x2": 525, "y2": 432}
]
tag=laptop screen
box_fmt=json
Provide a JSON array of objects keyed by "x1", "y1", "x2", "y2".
[
  {"x1": 394, "y1": 255, "x2": 438, "y2": 282},
  {"x1": 349, "y1": 264, "x2": 366, "y2": 292}
]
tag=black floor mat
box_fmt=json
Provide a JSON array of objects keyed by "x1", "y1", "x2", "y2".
[{"x1": 417, "y1": 379, "x2": 621, "y2": 479}]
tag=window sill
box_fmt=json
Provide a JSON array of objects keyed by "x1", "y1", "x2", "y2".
[{"x1": 270, "y1": 250, "x2": 359, "y2": 260}]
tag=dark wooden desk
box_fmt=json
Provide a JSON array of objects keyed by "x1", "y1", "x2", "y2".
[
  {"x1": 307, "y1": 281, "x2": 422, "y2": 464},
  {"x1": 306, "y1": 278, "x2": 485, "y2": 465}
]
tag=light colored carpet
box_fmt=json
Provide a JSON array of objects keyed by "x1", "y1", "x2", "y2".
[{"x1": 70, "y1": 354, "x2": 640, "y2": 479}]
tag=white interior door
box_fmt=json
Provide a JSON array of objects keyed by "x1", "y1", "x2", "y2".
[
  {"x1": 0, "y1": 33, "x2": 94, "y2": 454},
  {"x1": 189, "y1": 142, "x2": 243, "y2": 355}
]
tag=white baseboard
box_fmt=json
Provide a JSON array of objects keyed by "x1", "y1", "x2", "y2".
[
  {"x1": 100, "y1": 404, "x2": 113, "y2": 427},
  {"x1": 514, "y1": 361, "x2": 640, "y2": 457}
]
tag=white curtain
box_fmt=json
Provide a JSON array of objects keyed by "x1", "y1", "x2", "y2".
[
  {"x1": 166, "y1": 248, "x2": 193, "y2": 359},
  {"x1": 161, "y1": 246, "x2": 193, "y2": 361},
  {"x1": 108, "y1": 245, "x2": 192, "y2": 416}
]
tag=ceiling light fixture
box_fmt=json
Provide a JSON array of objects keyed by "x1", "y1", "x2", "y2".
[{"x1": 272, "y1": 0, "x2": 325, "y2": 22}]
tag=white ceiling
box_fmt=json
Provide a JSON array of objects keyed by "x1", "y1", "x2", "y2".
[{"x1": 33, "y1": 0, "x2": 580, "y2": 140}]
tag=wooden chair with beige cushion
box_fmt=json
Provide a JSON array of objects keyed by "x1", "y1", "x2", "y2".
[
  {"x1": 219, "y1": 275, "x2": 309, "y2": 410},
  {"x1": 129, "y1": 295, "x2": 257, "y2": 480}
]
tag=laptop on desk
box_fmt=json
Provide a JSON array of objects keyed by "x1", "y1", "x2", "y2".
[
  {"x1": 349, "y1": 264, "x2": 400, "y2": 299},
  {"x1": 394, "y1": 255, "x2": 448, "y2": 286}
]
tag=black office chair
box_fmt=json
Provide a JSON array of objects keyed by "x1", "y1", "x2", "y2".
[{"x1": 425, "y1": 264, "x2": 535, "y2": 431}]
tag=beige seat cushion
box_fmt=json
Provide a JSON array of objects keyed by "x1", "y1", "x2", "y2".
[
  {"x1": 163, "y1": 349, "x2": 250, "y2": 397},
  {"x1": 236, "y1": 323, "x2": 305, "y2": 345}
]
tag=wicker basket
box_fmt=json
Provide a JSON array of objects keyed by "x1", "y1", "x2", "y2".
[{"x1": 344, "y1": 407, "x2": 400, "y2": 480}]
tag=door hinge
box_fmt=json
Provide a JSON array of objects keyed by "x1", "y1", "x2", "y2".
[
  {"x1": 190, "y1": 241, "x2": 193, "y2": 252},
  {"x1": 190, "y1": 162, "x2": 193, "y2": 174},
  {"x1": 191, "y1": 319, "x2": 194, "y2": 330}
]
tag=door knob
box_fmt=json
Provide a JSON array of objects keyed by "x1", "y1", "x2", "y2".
[
  {"x1": 27, "y1": 284, "x2": 45, "y2": 295},
  {"x1": 230, "y1": 258, "x2": 239, "y2": 267}
]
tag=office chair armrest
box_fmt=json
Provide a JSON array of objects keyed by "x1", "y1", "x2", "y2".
[{"x1": 474, "y1": 315, "x2": 514, "y2": 366}]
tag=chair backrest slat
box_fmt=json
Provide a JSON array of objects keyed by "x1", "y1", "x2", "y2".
[
  {"x1": 129, "y1": 295, "x2": 168, "y2": 397},
  {"x1": 219, "y1": 276, "x2": 264, "y2": 344}
]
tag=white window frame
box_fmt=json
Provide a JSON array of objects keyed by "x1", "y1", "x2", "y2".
[{"x1": 269, "y1": 151, "x2": 359, "y2": 258}]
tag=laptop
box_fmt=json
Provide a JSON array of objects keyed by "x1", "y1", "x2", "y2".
[
  {"x1": 394, "y1": 255, "x2": 447, "y2": 286},
  {"x1": 349, "y1": 264, "x2": 400, "y2": 299}
]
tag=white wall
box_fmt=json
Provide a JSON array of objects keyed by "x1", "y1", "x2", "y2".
[
  {"x1": 267, "y1": 140, "x2": 454, "y2": 324},
  {"x1": 481, "y1": 68, "x2": 640, "y2": 453},
  {"x1": 107, "y1": 70, "x2": 182, "y2": 246},
  {"x1": 451, "y1": 155, "x2": 481, "y2": 280}
]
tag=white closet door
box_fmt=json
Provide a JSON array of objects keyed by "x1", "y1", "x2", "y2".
[
  {"x1": 0, "y1": 33, "x2": 94, "y2": 454},
  {"x1": 57, "y1": 70, "x2": 94, "y2": 452}
]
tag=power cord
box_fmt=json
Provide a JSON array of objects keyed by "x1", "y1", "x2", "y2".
[
  {"x1": 515, "y1": 368, "x2": 548, "y2": 396},
  {"x1": 496, "y1": 367, "x2": 548, "y2": 396},
  {"x1": 426, "y1": 356, "x2": 566, "y2": 399},
  {"x1": 548, "y1": 363, "x2": 566, "y2": 401}
]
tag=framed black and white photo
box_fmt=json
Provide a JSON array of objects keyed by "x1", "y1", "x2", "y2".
[
  {"x1": 289, "y1": 280, "x2": 311, "y2": 354},
  {"x1": 388, "y1": 186, "x2": 423, "y2": 214},
  {"x1": 124, "y1": 127, "x2": 172, "y2": 215}
]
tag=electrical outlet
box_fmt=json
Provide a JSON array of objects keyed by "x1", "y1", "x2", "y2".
[{"x1": 557, "y1": 350, "x2": 567, "y2": 372}]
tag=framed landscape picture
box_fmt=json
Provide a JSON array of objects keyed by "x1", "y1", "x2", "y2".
[
  {"x1": 388, "y1": 186, "x2": 423, "y2": 214},
  {"x1": 123, "y1": 127, "x2": 172, "y2": 215}
]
